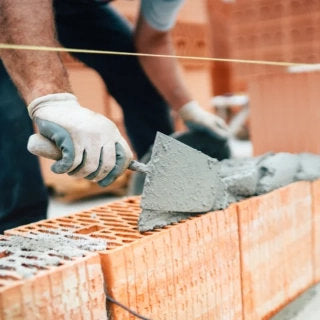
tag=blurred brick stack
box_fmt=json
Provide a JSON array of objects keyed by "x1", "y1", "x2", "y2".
[
  {"x1": 208, "y1": 0, "x2": 320, "y2": 154},
  {"x1": 208, "y1": 0, "x2": 320, "y2": 92}
]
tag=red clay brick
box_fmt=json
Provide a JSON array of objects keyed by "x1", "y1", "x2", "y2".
[
  {"x1": 7, "y1": 197, "x2": 243, "y2": 320},
  {"x1": 102, "y1": 204, "x2": 242, "y2": 319},
  {"x1": 6, "y1": 182, "x2": 318, "y2": 319},
  {"x1": 208, "y1": 0, "x2": 320, "y2": 92},
  {"x1": 311, "y1": 179, "x2": 320, "y2": 283},
  {"x1": 0, "y1": 247, "x2": 106, "y2": 320},
  {"x1": 237, "y1": 181, "x2": 313, "y2": 320}
]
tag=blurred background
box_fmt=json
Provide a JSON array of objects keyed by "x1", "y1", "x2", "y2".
[
  {"x1": 39, "y1": 1, "x2": 320, "y2": 317},
  {"x1": 47, "y1": 0, "x2": 320, "y2": 214}
]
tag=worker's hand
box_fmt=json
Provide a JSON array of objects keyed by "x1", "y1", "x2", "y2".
[
  {"x1": 179, "y1": 101, "x2": 230, "y2": 140},
  {"x1": 28, "y1": 93, "x2": 133, "y2": 187}
]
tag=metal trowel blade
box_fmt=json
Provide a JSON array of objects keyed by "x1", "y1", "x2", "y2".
[{"x1": 138, "y1": 132, "x2": 226, "y2": 231}]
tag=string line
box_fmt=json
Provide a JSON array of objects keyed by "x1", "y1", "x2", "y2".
[{"x1": 0, "y1": 43, "x2": 314, "y2": 67}]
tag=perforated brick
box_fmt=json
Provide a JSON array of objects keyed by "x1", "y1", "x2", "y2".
[
  {"x1": 237, "y1": 181, "x2": 313, "y2": 320},
  {"x1": 6, "y1": 183, "x2": 319, "y2": 320},
  {"x1": 0, "y1": 235, "x2": 106, "y2": 320},
  {"x1": 7, "y1": 197, "x2": 243, "y2": 320}
]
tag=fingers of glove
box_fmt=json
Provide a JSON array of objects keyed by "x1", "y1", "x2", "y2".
[
  {"x1": 88, "y1": 143, "x2": 116, "y2": 182},
  {"x1": 68, "y1": 146, "x2": 103, "y2": 178},
  {"x1": 118, "y1": 136, "x2": 134, "y2": 169},
  {"x1": 211, "y1": 125, "x2": 230, "y2": 139},
  {"x1": 35, "y1": 118, "x2": 75, "y2": 173},
  {"x1": 52, "y1": 144, "x2": 85, "y2": 175},
  {"x1": 212, "y1": 115, "x2": 229, "y2": 130},
  {"x1": 84, "y1": 148, "x2": 104, "y2": 180},
  {"x1": 98, "y1": 143, "x2": 130, "y2": 187},
  {"x1": 201, "y1": 112, "x2": 231, "y2": 139},
  {"x1": 210, "y1": 118, "x2": 231, "y2": 139}
]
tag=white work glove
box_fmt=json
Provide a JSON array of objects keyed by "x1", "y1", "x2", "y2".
[
  {"x1": 27, "y1": 93, "x2": 133, "y2": 187},
  {"x1": 179, "y1": 100, "x2": 230, "y2": 140}
]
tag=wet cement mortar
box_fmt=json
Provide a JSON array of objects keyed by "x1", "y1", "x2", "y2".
[
  {"x1": 139, "y1": 147, "x2": 320, "y2": 231},
  {"x1": 0, "y1": 230, "x2": 106, "y2": 279}
]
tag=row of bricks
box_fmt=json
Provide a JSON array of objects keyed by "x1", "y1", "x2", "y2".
[
  {"x1": 227, "y1": 39, "x2": 320, "y2": 64},
  {"x1": 208, "y1": 0, "x2": 320, "y2": 93},
  {"x1": 210, "y1": 33, "x2": 320, "y2": 63},
  {"x1": 208, "y1": 0, "x2": 320, "y2": 25},
  {"x1": 225, "y1": 44, "x2": 320, "y2": 91},
  {"x1": 1, "y1": 180, "x2": 320, "y2": 319},
  {"x1": 230, "y1": 31, "x2": 320, "y2": 52}
]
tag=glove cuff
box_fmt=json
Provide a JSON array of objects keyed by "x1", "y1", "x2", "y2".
[
  {"x1": 28, "y1": 93, "x2": 78, "y2": 119},
  {"x1": 178, "y1": 100, "x2": 201, "y2": 121}
]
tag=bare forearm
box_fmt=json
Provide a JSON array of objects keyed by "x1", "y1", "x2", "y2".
[
  {"x1": 134, "y1": 17, "x2": 192, "y2": 111},
  {"x1": 0, "y1": 0, "x2": 71, "y2": 104}
]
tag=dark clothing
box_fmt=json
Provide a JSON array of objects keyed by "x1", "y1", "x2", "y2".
[
  {"x1": 0, "y1": 1, "x2": 173, "y2": 233},
  {"x1": 0, "y1": 62, "x2": 48, "y2": 233},
  {"x1": 54, "y1": 1, "x2": 173, "y2": 157}
]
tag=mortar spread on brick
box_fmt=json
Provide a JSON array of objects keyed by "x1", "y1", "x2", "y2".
[
  {"x1": 221, "y1": 152, "x2": 320, "y2": 201},
  {"x1": 139, "y1": 146, "x2": 320, "y2": 230},
  {"x1": 0, "y1": 231, "x2": 106, "y2": 278}
]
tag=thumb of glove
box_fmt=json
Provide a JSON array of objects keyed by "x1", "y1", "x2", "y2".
[{"x1": 28, "y1": 134, "x2": 62, "y2": 161}]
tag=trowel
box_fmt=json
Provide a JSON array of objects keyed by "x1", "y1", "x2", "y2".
[{"x1": 28, "y1": 132, "x2": 226, "y2": 232}]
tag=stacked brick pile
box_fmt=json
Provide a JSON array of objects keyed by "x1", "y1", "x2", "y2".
[
  {"x1": 208, "y1": 0, "x2": 320, "y2": 92},
  {"x1": 1, "y1": 179, "x2": 320, "y2": 319}
]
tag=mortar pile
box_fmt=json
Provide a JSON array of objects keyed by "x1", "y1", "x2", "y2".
[{"x1": 221, "y1": 152, "x2": 320, "y2": 204}]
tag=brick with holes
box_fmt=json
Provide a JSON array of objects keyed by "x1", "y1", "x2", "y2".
[
  {"x1": 6, "y1": 197, "x2": 243, "y2": 320},
  {"x1": 0, "y1": 234, "x2": 106, "y2": 320}
]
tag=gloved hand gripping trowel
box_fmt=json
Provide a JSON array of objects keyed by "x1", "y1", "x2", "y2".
[{"x1": 28, "y1": 132, "x2": 226, "y2": 232}]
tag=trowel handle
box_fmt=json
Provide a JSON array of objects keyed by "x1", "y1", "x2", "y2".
[
  {"x1": 28, "y1": 134, "x2": 149, "y2": 173},
  {"x1": 128, "y1": 160, "x2": 149, "y2": 174}
]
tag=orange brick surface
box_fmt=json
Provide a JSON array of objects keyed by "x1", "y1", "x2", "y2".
[
  {"x1": 249, "y1": 72, "x2": 320, "y2": 155},
  {"x1": 0, "y1": 249, "x2": 106, "y2": 320},
  {"x1": 311, "y1": 179, "x2": 320, "y2": 283},
  {"x1": 5, "y1": 180, "x2": 319, "y2": 319},
  {"x1": 102, "y1": 204, "x2": 242, "y2": 320},
  {"x1": 237, "y1": 181, "x2": 313, "y2": 320},
  {"x1": 7, "y1": 198, "x2": 243, "y2": 320}
]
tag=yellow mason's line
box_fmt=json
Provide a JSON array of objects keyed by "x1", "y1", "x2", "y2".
[{"x1": 0, "y1": 43, "x2": 314, "y2": 67}]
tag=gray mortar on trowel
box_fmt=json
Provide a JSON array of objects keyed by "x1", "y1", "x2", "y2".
[
  {"x1": 0, "y1": 230, "x2": 106, "y2": 279},
  {"x1": 139, "y1": 151, "x2": 320, "y2": 232},
  {"x1": 138, "y1": 133, "x2": 226, "y2": 231}
]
